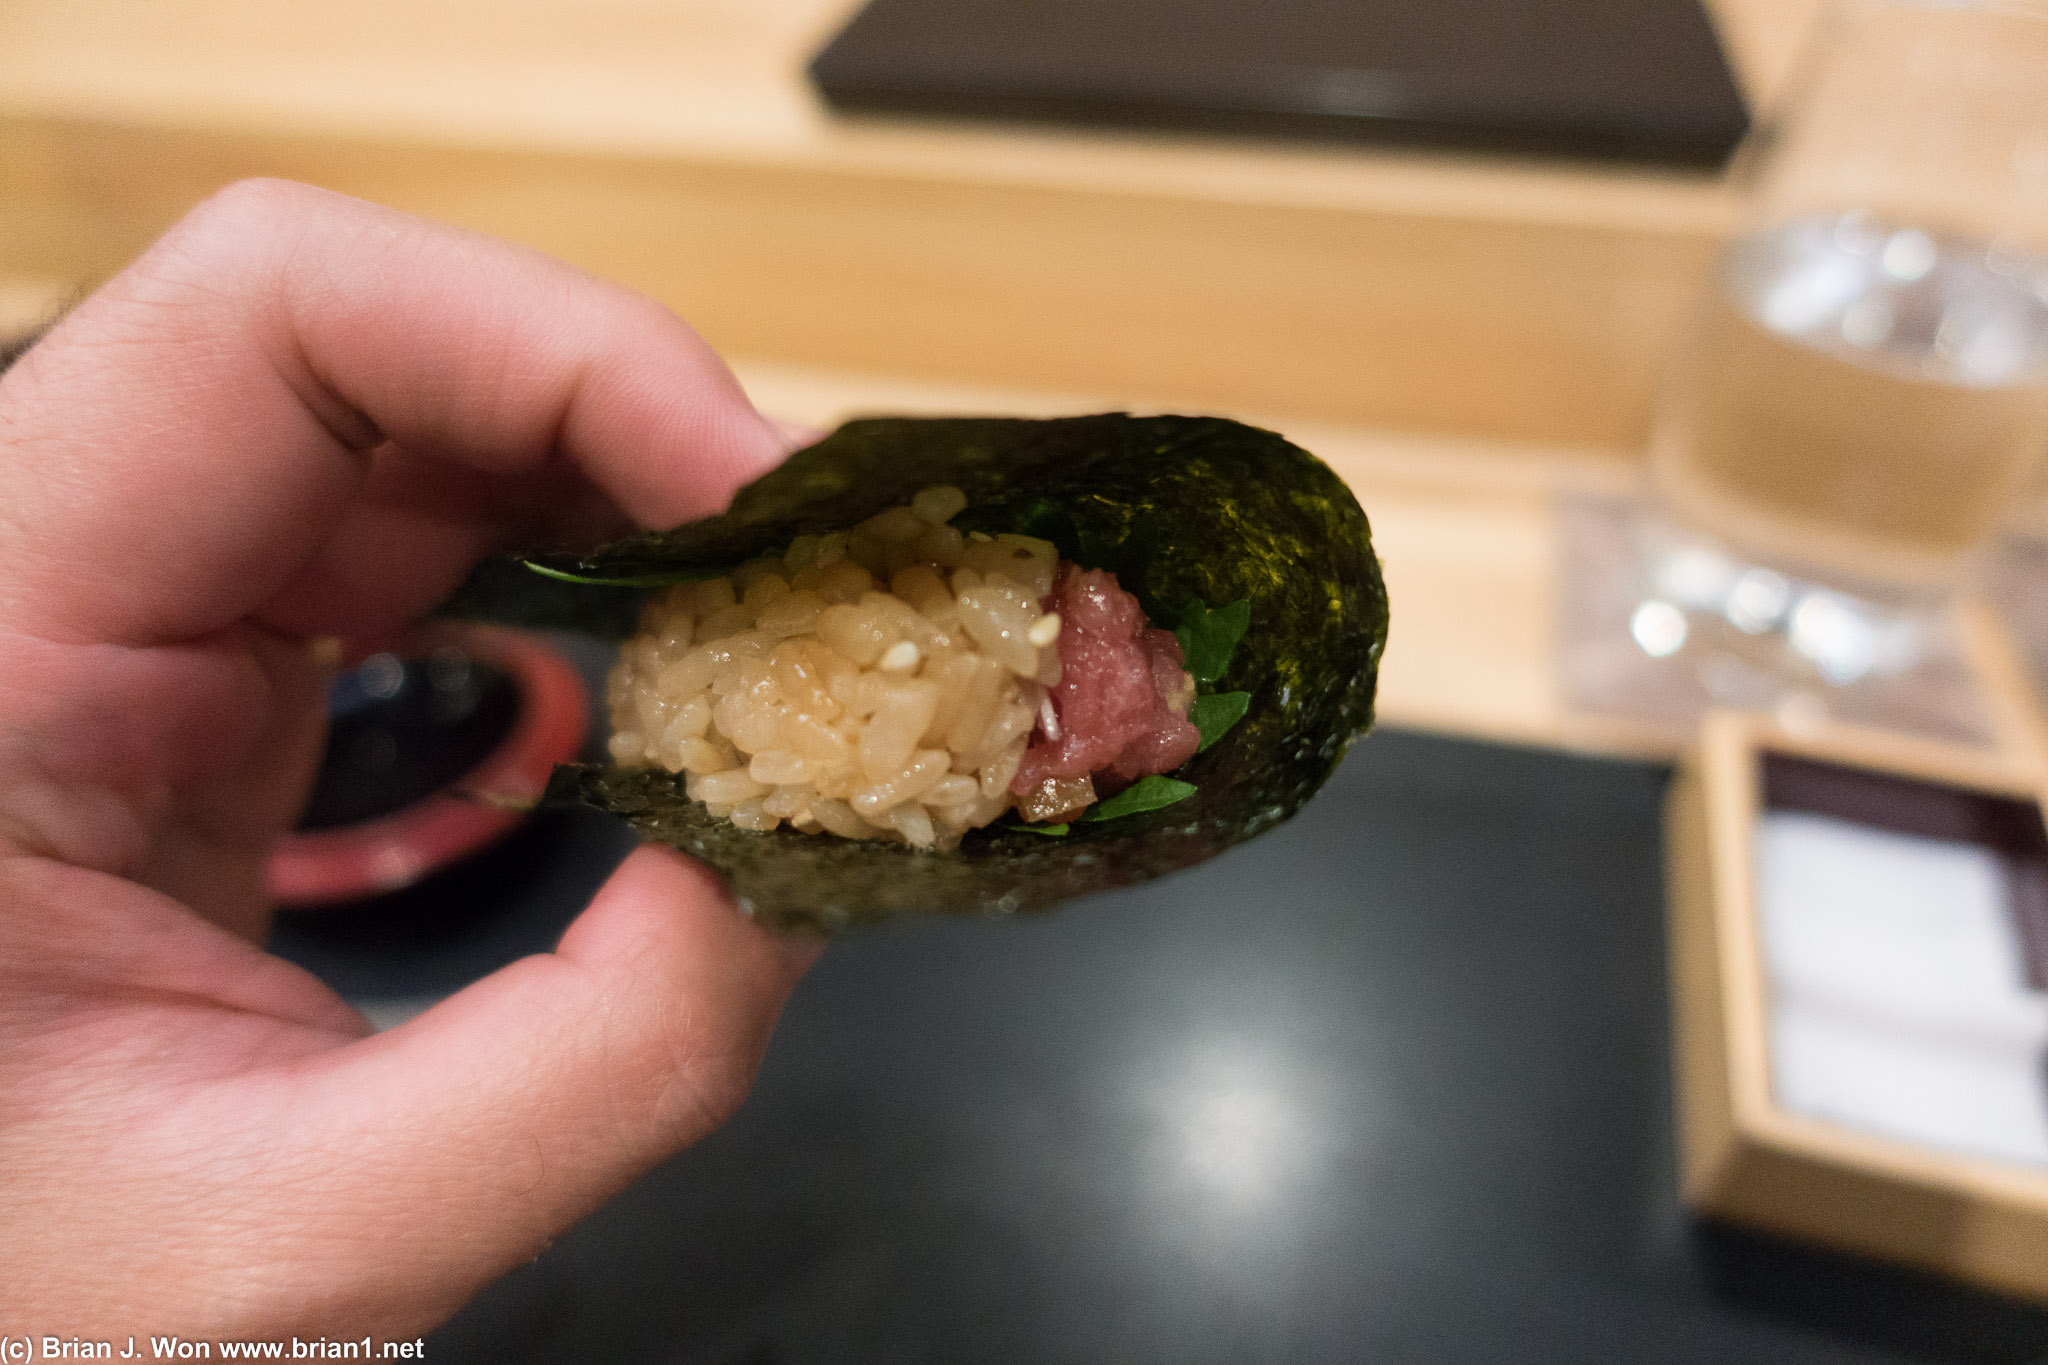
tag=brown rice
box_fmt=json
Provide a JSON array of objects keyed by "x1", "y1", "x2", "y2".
[{"x1": 605, "y1": 487, "x2": 1064, "y2": 850}]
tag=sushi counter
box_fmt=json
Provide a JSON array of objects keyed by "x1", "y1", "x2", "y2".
[
  {"x1": 12, "y1": 0, "x2": 2046, "y2": 766},
  {"x1": 2, "y1": 0, "x2": 1807, "y2": 453}
]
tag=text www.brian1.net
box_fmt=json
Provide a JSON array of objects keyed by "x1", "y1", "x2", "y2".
[{"x1": 1, "y1": 1338, "x2": 425, "y2": 1360}]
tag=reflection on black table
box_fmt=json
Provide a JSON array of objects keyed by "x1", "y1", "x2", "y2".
[{"x1": 274, "y1": 729, "x2": 2048, "y2": 1363}]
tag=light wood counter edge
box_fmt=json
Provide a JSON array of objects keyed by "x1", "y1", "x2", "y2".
[
  {"x1": 0, "y1": 0, "x2": 1810, "y2": 231},
  {"x1": 0, "y1": 277, "x2": 76, "y2": 338},
  {"x1": 1669, "y1": 712, "x2": 2048, "y2": 1301},
  {"x1": 5, "y1": 290, "x2": 2038, "y2": 770},
  {"x1": 0, "y1": 0, "x2": 1826, "y2": 451}
]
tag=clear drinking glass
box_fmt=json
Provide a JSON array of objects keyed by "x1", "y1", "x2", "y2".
[{"x1": 1566, "y1": 0, "x2": 2048, "y2": 742}]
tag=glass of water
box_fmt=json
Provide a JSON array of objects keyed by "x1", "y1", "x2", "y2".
[{"x1": 1568, "y1": 0, "x2": 2048, "y2": 741}]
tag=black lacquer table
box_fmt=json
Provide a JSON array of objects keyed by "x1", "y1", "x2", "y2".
[{"x1": 273, "y1": 729, "x2": 2048, "y2": 1364}]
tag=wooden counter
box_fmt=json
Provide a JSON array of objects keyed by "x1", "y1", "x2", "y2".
[
  {"x1": 1, "y1": 0, "x2": 1820, "y2": 451},
  {"x1": 35, "y1": 0, "x2": 2036, "y2": 768},
  {"x1": 6, "y1": 278, "x2": 2043, "y2": 764}
]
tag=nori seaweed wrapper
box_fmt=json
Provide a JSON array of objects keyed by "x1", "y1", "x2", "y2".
[{"x1": 463, "y1": 414, "x2": 1387, "y2": 932}]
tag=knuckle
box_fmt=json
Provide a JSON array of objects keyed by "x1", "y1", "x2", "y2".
[
  {"x1": 630, "y1": 1002, "x2": 760, "y2": 1150},
  {"x1": 156, "y1": 178, "x2": 333, "y2": 279},
  {"x1": 185, "y1": 176, "x2": 319, "y2": 231},
  {"x1": 648, "y1": 1056, "x2": 753, "y2": 1150}
]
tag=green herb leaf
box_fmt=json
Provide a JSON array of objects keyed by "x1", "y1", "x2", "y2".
[
  {"x1": 1005, "y1": 822, "x2": 1070, "y2": 837},
  {"x1": 521, "y1": 560, "x2": 718, "y2": 588},
  {"x1": 1176, "y1": 598, "x2": 1251, "y2": 684},
  {"x1": 1011, "y1": 498, "x2": 1079, "y2": 551},
  {"x1": 1189, "y1": 691, "x2": 1251, "y2": 751},
  {"x1": 1078, "y1": 515, "x2": 1161, "y2": 602},
  {"x1": 1084, "y1": 775, "x2": 1197, "y2": 822},
  {"x1": 953, "y1": 501, "x2": 1163, "y2": 607}
]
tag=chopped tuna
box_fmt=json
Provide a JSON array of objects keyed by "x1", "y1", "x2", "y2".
[{"x1": 1013, "y1": 565, "x2": 1201, "y2": 816}]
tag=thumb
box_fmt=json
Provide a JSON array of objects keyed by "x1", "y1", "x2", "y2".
[{"x1": 290, "y1": 845, "x2": 821, "y2": 1330}]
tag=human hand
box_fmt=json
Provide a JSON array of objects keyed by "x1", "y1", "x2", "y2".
[{"x1": 0, "y1": 181, "x2": 821, "y2": 1338}]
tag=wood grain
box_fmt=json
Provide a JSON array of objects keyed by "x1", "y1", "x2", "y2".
[
  {"x1": 1671, "y1": 711, "x2": 2048, "y2": 1302},
  {"x1": 0, "y1": 0, "x2": 1798, "y2": 451}
]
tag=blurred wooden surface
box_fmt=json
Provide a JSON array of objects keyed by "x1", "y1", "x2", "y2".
[
  {"x1": 0, "y1": 0, "x2": 1822, "y2": 452},
  {"x1": 1670, "y1": 713, "x2": 2048, "y2": 1302},
  {"x1": 19, "y1": 0, "x2": 1948, "y2": 762},
  {"x1": 0, "y1": 300, "x2": 1648, "y2": 754},
  {"x1": 0, "y1": 276, "x2": 72, "y2": 337},
  {"x1": 8, "y1": 279, "x2": 2039, "y2": 763}
]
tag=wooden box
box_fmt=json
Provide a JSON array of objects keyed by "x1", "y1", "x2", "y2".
[{"x1": 1666, "y1": 710, "x2": 2048, "y2": 1300}]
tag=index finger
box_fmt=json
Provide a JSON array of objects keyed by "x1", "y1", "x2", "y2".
[{"x1": 0, "y1": 179, "x2": 786, "y2": 645}]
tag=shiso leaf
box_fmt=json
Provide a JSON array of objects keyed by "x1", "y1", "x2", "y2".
[
  {"x1": 1006, "y1": 822, "x2": 1071, "y2": 837},
  {"x1": 521, "y1": 560, "x2": 722, "y2": 588},
  {"x1": 1083, "y1": 775, "x2": 1197, "y2": 821},
  {"x1": 970, "y1": 501, "x2": 1162, "y2": 605},
  {"x1": 1176, "y1": 598, "x2": 1252, "y2": 685},
  {"x1": 1189, "y1": 691, "x2": 1252, "y2": 752},
  {"x1": 474, "y1": 414, "x2": 1387, "y2": 932}
]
